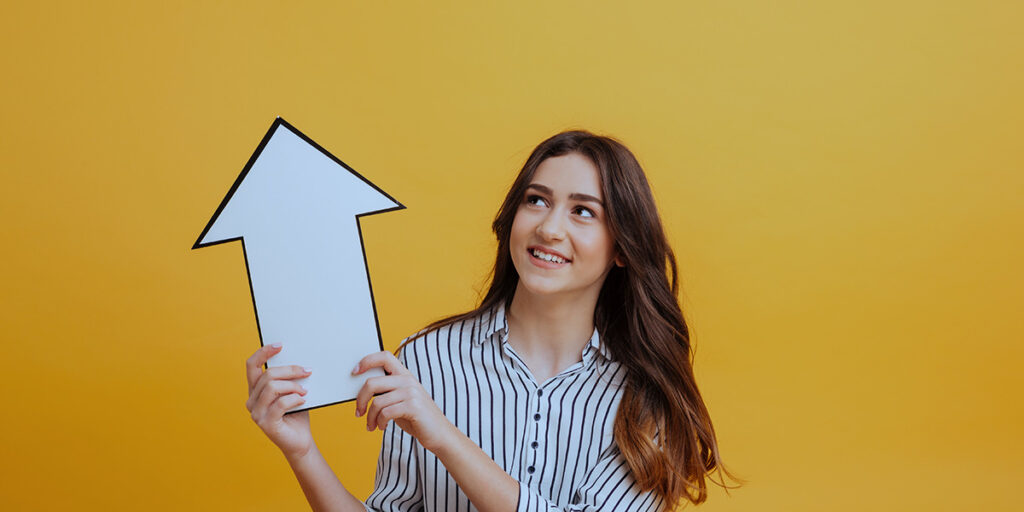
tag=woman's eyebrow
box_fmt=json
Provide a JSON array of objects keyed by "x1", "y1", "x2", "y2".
[{"x1": 526, "y1": 183, "x2": 604, "y2": 206}]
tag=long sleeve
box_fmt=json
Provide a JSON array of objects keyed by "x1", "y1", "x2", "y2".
[
  {"x1": 363, "y1": 418, "x2": 422, "y2": 512},
  {"x1": 515, "y1": 444, "x2": 664, "y2": 512},
  {"x1": 364, "y1": 344, "x2": 424, "y2": 512}
]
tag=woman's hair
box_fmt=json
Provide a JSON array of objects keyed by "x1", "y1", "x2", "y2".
[{"x1": 401, "y1": 130, "x2": 741, "y2": 507}]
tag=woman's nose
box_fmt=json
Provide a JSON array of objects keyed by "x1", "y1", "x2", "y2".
[{"x1": 536, "y1": 212, "x2": 566, "y2": 240}]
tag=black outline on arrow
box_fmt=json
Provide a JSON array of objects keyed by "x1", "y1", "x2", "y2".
[{"x1": 192, "y1": 117, "x2": 405, "y2": 414}]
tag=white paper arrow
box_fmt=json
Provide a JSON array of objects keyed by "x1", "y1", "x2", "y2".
[{"x1": 193, "y1": 118, "x2": 403, "y2": 413}]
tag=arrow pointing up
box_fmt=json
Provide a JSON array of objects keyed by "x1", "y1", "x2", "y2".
[{"x1": 193, "y1": 117, "x2": 403, "y2": 413}]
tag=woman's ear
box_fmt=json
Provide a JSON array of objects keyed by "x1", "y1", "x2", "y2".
[{"x1": 614, "y1": 254, "x2": 626, "y2": 267}]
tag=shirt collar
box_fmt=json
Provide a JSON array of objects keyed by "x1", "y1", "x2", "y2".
[{"x1": 474, "y1": 302, "x2": 612, "y2": 362}]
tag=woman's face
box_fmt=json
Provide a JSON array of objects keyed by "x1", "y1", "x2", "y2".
[{"x1": 509, "y1": 152, "x2": 620, "y2": 302}]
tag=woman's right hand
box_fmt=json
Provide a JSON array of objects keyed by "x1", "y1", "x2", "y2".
[{"x1": 245, "y1": 343, "x2": 314, "y2": 462}]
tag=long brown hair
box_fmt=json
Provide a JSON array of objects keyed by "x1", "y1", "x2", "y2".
[{"x1": 401, "y1": 130, "x2": 741, "y2": 507}]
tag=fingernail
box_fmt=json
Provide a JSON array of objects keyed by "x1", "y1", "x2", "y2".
[
  {"x1": 271, "y1": 343, "x2": 282, "y2": 348},
  {"x1": 352, "y1": 363, "x2": 360, "y2": 375},
  {"x1": 303, "y1": 367, "x2": 313, "y2": 373}
]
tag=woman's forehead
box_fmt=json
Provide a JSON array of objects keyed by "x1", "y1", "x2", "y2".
[{"x1": 530, "y1": 153, "x2": 603, "y2": 199}]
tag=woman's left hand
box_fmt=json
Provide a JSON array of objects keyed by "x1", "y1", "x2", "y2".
[{"x1": 353, "y1": 351, "x2": 456, "y2": 453}]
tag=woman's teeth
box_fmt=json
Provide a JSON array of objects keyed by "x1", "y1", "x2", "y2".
[{"x1": 531, "y1": 249, "x2": 567, "y2": 264}]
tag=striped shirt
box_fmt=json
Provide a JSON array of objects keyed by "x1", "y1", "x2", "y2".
[{"x1": 364, "y1": 303, "x2": 665, "y2": 512}]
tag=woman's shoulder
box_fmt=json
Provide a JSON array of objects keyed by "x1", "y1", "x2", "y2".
[{"x1": 395, "y1": 307, "x2": 498, "y2": 365}]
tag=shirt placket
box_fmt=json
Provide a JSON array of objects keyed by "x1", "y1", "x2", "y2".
[
  {"x1": 499, "y1": 338, "x2": 540, "y2": 482},
  {"x1": 497, "y1": 324, "x2": 600, "y2": 487},
  {"x1": 525, "y1": 383, "x2": 545, "y2": 482}
]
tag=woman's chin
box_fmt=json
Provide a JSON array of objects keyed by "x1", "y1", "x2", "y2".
[{"x1": 515, "y1": 276, "x2": 573, "y2": 298}]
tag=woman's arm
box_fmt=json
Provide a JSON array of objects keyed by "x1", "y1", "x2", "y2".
[
  {"x1": 245, "y1": 343, "x2": 367, "y2": 512},
  {"x1": 431, "y1": 422, "x2": 520, "y2": 512},
  {"x1": 429, "y1": 425, "x2": 662, "y2": 512},
  {"x1": 437, "y1": 427, "x2": 663, "y2": 512},
  {"x1": 286, "y1": 444, "x2": 367, "y2": 512}
]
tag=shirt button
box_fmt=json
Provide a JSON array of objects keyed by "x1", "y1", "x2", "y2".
[
  {"x1": 527, "y1": 466, "x2": 535, "y2": 474},
  {"x1": 533, "y1": 413, "x2": 541, "y2": 421},
  {"x1": 537, "y1": 389, "x2": 543, "y2": 397},
  {"x1": 531, "y1": 441, "x2": 539, "y2": 448}
]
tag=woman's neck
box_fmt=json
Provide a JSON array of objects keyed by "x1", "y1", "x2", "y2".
[{"x1": 505, "y1": 284, "x2": 599, "y2": 383}]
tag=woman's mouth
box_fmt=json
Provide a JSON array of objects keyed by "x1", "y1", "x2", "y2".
[{"x1": 528, "y1": 247, "x2": 570, "y2": 268}]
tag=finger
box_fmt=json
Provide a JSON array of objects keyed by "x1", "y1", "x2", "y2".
[
  {"x1": 376, "y1": 402, "x2": 410, "y2": 432},
  {"x1": 246, "y1": 365, "x2": 311, "y2": 412},
  {"x1": 269, "y1": 364, "x2": 313, "y2": 380},
  {"x1": 253, "y1": 379, "x2": 307, "y2": 417},
  {"x1": 354, "y1": 350, "x2": 409, "y2": 377},
  {"x1": 268, "y1": 393, "x2": 307, "y2": 420},
  {"x1": 254, "y1": 392, "x2": 306, "y2": 427},
  {"x1": 355, "y1": 375, "x2": 411, "y2": 417},
  {"x1": 365, "y1": 389, "x2": 406, "y2": 431},
  {"x1": 246, "y1": 343, "x2": 283, "y2": 392}
]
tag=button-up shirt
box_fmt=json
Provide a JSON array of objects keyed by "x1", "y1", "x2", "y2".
[{"x1": 364, "y1": 304, "x2": 664, "y2": 511}]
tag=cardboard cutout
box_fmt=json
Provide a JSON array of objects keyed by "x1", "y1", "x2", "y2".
[{"x1": 193, "y1": 118, "x2": 403, "y2": 413}]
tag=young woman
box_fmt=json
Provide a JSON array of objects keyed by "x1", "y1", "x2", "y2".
[{"x1": 245, "y1": 130, "x2": 738, "y2": 511}]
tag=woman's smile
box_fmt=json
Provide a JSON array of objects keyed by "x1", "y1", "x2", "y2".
[{"x1": 527, "y1": 245, "x2": 572, "y2": 268}]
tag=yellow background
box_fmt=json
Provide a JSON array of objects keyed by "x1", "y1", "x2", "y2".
[{"x1": 2, "y1": 1, "x2": 1021, "y2": 510}]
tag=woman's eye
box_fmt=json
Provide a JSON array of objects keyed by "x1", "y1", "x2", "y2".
[
  {"x1": 526, "y1": 195, "x2": 548, "y2": 207},
  {"x1": 574, "y1": 206, "x2": 595, "y2": 218}
]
